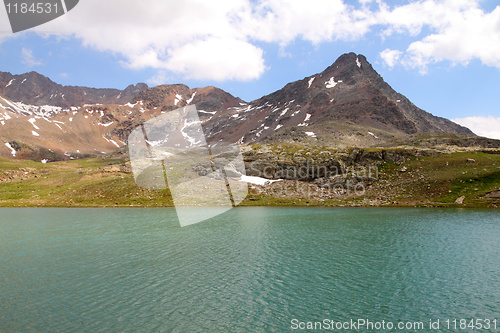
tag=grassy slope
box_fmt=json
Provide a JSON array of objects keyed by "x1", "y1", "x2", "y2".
[
  {"x1": 0, "y1": 150, "x2": 499, "y2": 208},
  {"x1": 0, "y1": 158, "x2": 172, "y2": 207},
  {"x1": 366, "y1": 151, "x2": 500, "y2": 207}
]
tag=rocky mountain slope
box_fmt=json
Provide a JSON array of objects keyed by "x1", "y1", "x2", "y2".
[
  {"x1": 0, "y1": 82, "x2": 244, "y2": 160},
  {"x1": 0, "y1": 53, "x2": 484, "y2": 162},
  {"x1": 203, "y1": 53, "x2": 472, "y2": 145},
  {"x1": 0, "y1": 70, "x2": 148, "y2": 116}
]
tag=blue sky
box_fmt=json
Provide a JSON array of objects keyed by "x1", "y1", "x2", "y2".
[{"x1": 0, "y1": 0, "x2": 499, "y2": 138}]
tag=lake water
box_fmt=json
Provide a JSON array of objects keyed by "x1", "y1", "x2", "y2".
[{"x1": 0, "y1": 208, "x2": 499, "y2": 332}]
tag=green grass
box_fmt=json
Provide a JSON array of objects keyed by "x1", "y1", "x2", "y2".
[
  {"x1": 371, "y1": 151, "x2": 500, "y2": 207},
  {"x1": 0, "y1": 150, "x2": 499, "y2": 208},
  {"x1": 0, "y1": 157, "x2": 173, "y2": 207}
]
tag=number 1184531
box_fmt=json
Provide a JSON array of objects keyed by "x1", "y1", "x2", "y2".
[
  {"x1": 5, "y1": 2, "x2": 59, "y2": 14},
  {"x1": 445, "y1": 319, "x2": 497, "y2": 330}
]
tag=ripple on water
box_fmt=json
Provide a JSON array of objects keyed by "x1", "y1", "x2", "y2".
[{"x1": 0, "y1": 208, "x2": 499, "y2": 332}]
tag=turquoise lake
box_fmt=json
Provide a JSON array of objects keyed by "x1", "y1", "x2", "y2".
[{"x1": 0, "y1": 208, "x2": 499, "y2": 332}]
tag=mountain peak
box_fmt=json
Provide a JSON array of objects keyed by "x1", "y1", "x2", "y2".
[
  {"x1": 203, "y1": 52, "x2": 472, "y2": 144},
  {"x1": 132, "y1": 83, "x2": 244, "y2": 112},
  {"x1": 318, "y1": 53, "x2": 376, "y2": 86},
  {"x1": 324, "y1": 52, "x2": 365, "y2": 69}
]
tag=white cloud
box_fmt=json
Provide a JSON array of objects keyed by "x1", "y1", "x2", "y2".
[
  {"x1": 34, "y1": 0, "x2": 377, "y2": 81},
  {"x1": 452, "y1": 116, "x2": 500, "y2": 140},
  {"x1": 380, "y1": 49, "x2": 402, "y2": 67},
  {"x1": 378, "y1": 1, "x2": 500, "y2": 73},
  {"x1": 241, "y1": 0, "x2": 373, "y2": 44},
  {"x1": 163, "y1": 38, "x2": 266, "y2": 81},
  {"x1": 21, "y1": 48, "x2": 43, "y2": 67},
  {"x1": 5, "y1": 0, "x2": 500, "y2": 81},
  {"x1": 36, "y1": 0, "x2": 266, "y2": 81},
  {"x1": 146, "y1": 71, "x2": 171, "y2": 86}
]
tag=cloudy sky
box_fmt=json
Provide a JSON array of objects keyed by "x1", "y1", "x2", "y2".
[{"x1": 0, "y1": 0, "x2": 499, "y2": 138}]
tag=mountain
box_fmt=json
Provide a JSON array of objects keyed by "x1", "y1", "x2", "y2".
[
  {"x1": 202, "y1": 52, "x2": 472, "y2": 145},
  {"x1": 0, "y1": 70, "x2": 148, "y2": 116},
  {"x1": 0, "y1": 80, "x2": 244, "y2": 160},
  {"x1": 0, "y1": 52, "x2": 485, "y2": 162}
]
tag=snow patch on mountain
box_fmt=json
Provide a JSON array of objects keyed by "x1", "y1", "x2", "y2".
[
  {"x1": 308, "y1": 77, "x2": 315, "y2": 88},
  {"x1": 325, "y1": 77, "x2": 342, "y2": 88},
  {"x1": 305, "y1": 132, "x2": 316, "y2": 137},
  {"x1": 325, "y1": 77, "x2": 337, "y2": 88},
  {"x1": 0, "y1": 97, "x2": 66, "y2": 117},
  {"x1": 5, "y1": 142, "x2": 16, "y2": 156},
  {"x1": 124, "y1": 101, "x2": 143, "y2": 108},
  {"x1": 174, "y1": 94, "x2": 183, "y2": 106},
  {"x1": 181, "y1": 119, "x2": 202, "y2": 146},
  {"x1": 186, "y1": 92, "x2": 196, "y2": 104},
  {"x1": 28, "y1": 118, "x2": 39, "y2": 130},
  {"x1": 239, "y1": 175, "x2": 282, "y2": 186},
  {"x1": 298, "y1": 113, "x2": 312, "y2": 126},
  {"x1": 109, "y1": 139, "x2": 120, "y2": 148},
  {"x1": 98, "y1": 122, "x2": 114, "y2": 127}
]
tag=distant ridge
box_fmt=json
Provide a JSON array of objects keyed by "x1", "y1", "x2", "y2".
[{"x1": 0, "y1": 70, "x2": 148, "y2": 111}]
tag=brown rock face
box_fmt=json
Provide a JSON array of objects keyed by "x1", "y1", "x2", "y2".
[
  {"x1": 0, "y1": 71, "x2": 148, "y2": 110},
  {"x1": 202, "y1": 52, "x2": 472, "y2": 144}
]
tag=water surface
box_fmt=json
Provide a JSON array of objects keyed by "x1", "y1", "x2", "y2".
[{"x1": 0, "y1": 208, "x2": 499, "y2": 332}]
